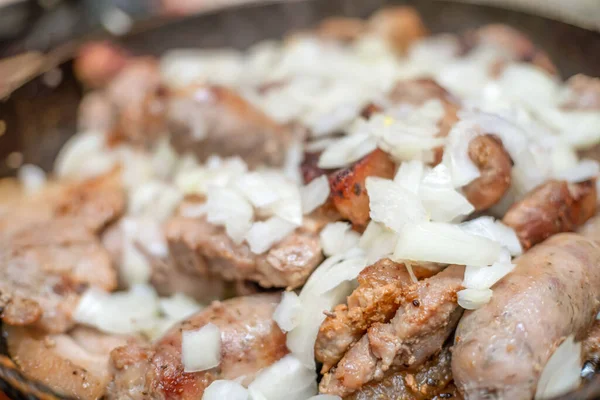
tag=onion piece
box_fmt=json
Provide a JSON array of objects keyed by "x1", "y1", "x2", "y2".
[
  {"x1": 248, "y1": 355, "x2": 317, "y2": 400},
  {"x1": 17, "y1": 164, "x2": 46, "y2": 194},
  {"x1": 233, "y1": 172, "x2": 280, "y2": 208},
  {"x1": 457, "y1": 288, "x2": 493, "y2": 310},
  {"x1": 320, "y1": 222, "x2": 360, "y2": 257},
  {"x1": 394, "y1": 222, "x2": 501, "y2": 266},
  {"x1": 460, "y1": 216, "x2": 522, "y2": 256},
  {"x1": 205, "y1": 187, "x2": 254, "y2": 244},
  {"x1": 535, "y1": 335, "x2": 582, "y2": 400},
  {"x1": 554, "y1": 159, "x2": 600, "y2": 183},
  {"x1": 181, "y1": 323, "x2": 221, "y2": 373},
  {"x1": 366, "y1": 177, "x2": 428, "y2": 233},
  {"x1": 203, "y1": 380, "x2": 249, "y2": 400},
  {"x1": 301, "y1": 175, "x2": 330, "y2": 215},
  {"x1": 245, "y1": 217, "x2": 298, "y2": 254},
  {"x1": 159, "y1": 293, "x2": 203, "y2": 321},
  {"x1": 463, "y1": 249, "x2": 515, "y2": 290},
  {"x1": 318, "y1": 133, "x2": 378, "y2": 169},
  {"x1": 394, "y1": 160, "x2": 425, "y2": 194},
  {"x1": 419, "y1": 164, "x2": 474, "y2": 222},
  {"x1": 359, "y1": 221, "x2": 398, "y2": 263},
  {"x1": 273, "y1": 291, "x2": 303, "y2": 332}
]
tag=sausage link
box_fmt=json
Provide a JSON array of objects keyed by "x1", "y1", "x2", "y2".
[
  {"x1": 462, "y1": 135, "x2": 512, "y2": 211},
  {"x1": 503, "y1": 179, "x2": 597, "y2": 250},
  {"x1": 452, "y1": 233, "x2": 600, "y2": 400}
]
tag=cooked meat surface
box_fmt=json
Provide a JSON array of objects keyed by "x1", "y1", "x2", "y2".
[
  {"x1": 462, "y1": 135, "x2": 512, "y2": 211},
  {"x1": 165, "y1": 214, "x2": 323, "y2": 289},
  {"x1": 108, "y1": 293, "x2": 287, "y2": 399},
  {"x1": 502, "y1": 179, "x2": 597, "y2": 249},
  {"x1": 4, "y1": 325, "x2": 133, "y2": 400},
  {"x1": 316, "y1": 259, "x2": 413, "y2": 373},
  {"x1": 368, "y1": 7, "x2": 428, "y2": 54},
  {"x1": 452, "y1": 233, "x2": 600, "y2": 400},
  {"x1": 329, "y1": 149, "x2": 396, "y2": 229},
  {"x1": 167, "y1": 85, "x2": 293, "y2": 167},
  {"x1": 561, "y1": 74, "x2": 600, "y2": 111},
  {"x1": 314, "y1": 17, "x2": 368, "y2": 42},
  {"x1": 320, "y1": 265, "x2": 464, "y2": 397},
  {"x1": 583, "y1": 320, "x2": 600, "y2": 364},
  {"x1": 347, "y1": 347, "x2": 457, "y2": 400}
]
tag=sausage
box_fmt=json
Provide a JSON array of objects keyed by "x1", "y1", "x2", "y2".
[
  {"x1": 452, "y1": 233, "x2": 600, "y2": 400},
  {"x1": 462, "y1": 135, "x2": 512, "y2": 211},
  {"x1": 503, "y1": 179, "x2": 597, "y2": 249}
]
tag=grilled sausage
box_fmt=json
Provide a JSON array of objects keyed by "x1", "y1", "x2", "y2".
[
  {"x1": 462, "y1": 135, "x2": 512, "y2": 211},
  {"x1": 503, "y1": 179, "x2": 597, "y2": 250},
  {"x1": 452, "y1": 233, "x2": 600, "y2": 400}
]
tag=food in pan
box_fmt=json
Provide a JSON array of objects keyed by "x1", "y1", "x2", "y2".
[{"x1": 2, "y1": 5, "x2": 600, "y2": 400}]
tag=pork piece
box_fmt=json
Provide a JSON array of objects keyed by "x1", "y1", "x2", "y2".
[
  {"x1": 314, "y1": 17, "x2": 368, "y2": 42},
  {"x1": 368, "y1": 7, "x2": 428, "y2": 54},
  {"x1": 584, "y1": 321, "x2": 600, "y2": 364},
  {"x1": 165, "y1": 215, "x2": 323, "y2": 289},
  {"x1": 347, "y1": 347, "x2": 457, "y2": 400},
  {"x1": 452, "y1": 233, "x2": 600, "y2": 400},
  {"x1": 329, "y1": 149, "x2": 396, "y2": 229},
  {"x1": 0, "y1": 219, "x2": 117, "y2": 333},
  {"x1": 4, "y1": 325, "x2": 134, "y2": 400},
  {"x1": 320, "y1": 265, "x2": 464, "y2": 397},
  {"x1": 316, "y1": 259, "x2": 413, "y2": 373},
  {"x1": 561, "y1": 74, "x2": 600, "y2": 111},
  {"x1": 167, "y1": 85, "x2": 292, "y2": 167},
  {"x1": 503, "y1": 179, "x2": 597, "y2": 250},
  {"x1": 462, "y1": 135, "x2": 512, "y2": 211},
  {"x1": 463, "y1": 24, "x2": 557, "y2": 76},
  {"x1": 108, "y1": 293, "x2": 288, "y2": 399},
  {"x1": 74, "y1": 41, "x2": 130, "y2": 88},
  {"x1": 54, "y1": 171, "x2": 125, "y2": 232}
]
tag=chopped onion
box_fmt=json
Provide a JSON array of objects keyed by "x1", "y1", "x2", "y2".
[
  {"x1": 233, "y1": 172, "x2": 280, "y2": 208},
  {"x1": 17, "y1": 164, "x2": 46, "y2": 194},
  {"x1": 318, "y1": 133, "x2": 377, "y2": 169},
  {"x1": 320, "y1": 222, "x2": 360, "y2": 257},
  {"x1": 301, "y1": 175, "x2": 330, "y2": 214},
  {"x1": 535, "y1": 335, "x2": 582, "y2": 400},
  {"x1": 182, "y1": 323, "x2": 221, "y2": 373},
  {"x1": 128, "y1": 180, "x2": 183, "y2": 222},
  {"x1": 394, "y1": 222, "x2": 501, "y2": 266},
  {"x1": 248, "y1": 355, "x2": 317, "y2": 400},
  {"x1": 457, "y1": 288, "x2": 493, "y2": 310},
  {"x1": 554, "y1": 159, "x2": 599, "y2": 183},
  {"x1": 273, "y1": 291, "x2": 303, "y2": 332},
  {"x1": 54, "y1": 132, "x2": 116, "y2": 179},
  {"x1": 245, "y1": 217, "x2": 297, "y2": 254},
  {"x1": 159, "y1": 293, "x2": 203, "y2": 321},
  {"x1": 203, "y1": 380, "x2": 249, "y2": 400},
  {"x1": 366, "y1": 177, "x2": 428, "y2": 233},
  {"x1": 359, "y1": 221, "x2": 398, "y2": 263},
  {"x1": 463, "y1": 249, "x2": 515, "y2": 290},
  {"x1": 205, "y1": 187, "x2": 253, "y2": 244},
  {"x1": 121, "y1": 240, "x2": 152, "y2": 286},
  {"x1": 441, "y1": 119, "x2": 481, "y2": 188},
  {"x1": 74, "y1": 284, "x2": 160, "y2": 335},
  {"x1": 460, "y1": 216, "x2": 522, "y2": 256},
  {"x1": 419, "y1": 164, "x2": 474, "y2": 222},
  {"x1": 394, "y1": 160, "x2": 424, "y2": 194}
]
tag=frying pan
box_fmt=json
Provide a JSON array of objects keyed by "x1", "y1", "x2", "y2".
[{"x1": 0, "y1": 0, "x2": 599, "y2": 398}]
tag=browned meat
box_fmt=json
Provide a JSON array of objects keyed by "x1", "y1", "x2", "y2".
[
  {"x1": 462, "y1": 135, "x2": 512, "y2": 211},
  {"x1": 452, "y1": 233, "x2": 600, "y2": 400},
  {"x1": 329, "y1": 149, "x2": 396, "y2": 229},
  {"x1": 315, "y1": 17, "x2": 368, "y2": 42},
  {"x1": 167, "y1": 85, "x2": 293, "y2": 167},
  {"x1": 347, "y1": 347, "x2": 457, "y2": 400},
  {"x1": 108, "y1": 293, "x2": 288, "y2": 399},
  {"x1": 463, "y1": 24, "x2": 558, "y2": 76},
  {"x1": 74, "y1": 41, "x2": 130, "y2": 88},
  {"x1": 320, "y1": 266, "x2": 464, "y2": 397},
  {"x1": 584, "y1": 321, "x2": 600, "y2": 364},
  {"x1": 165, "y1": 214, "x2": 323, "y2": 289},
  {"x1": 503, "y1": 179, "x2": 597, "y2": 250},
  {"x1": 4, "y1": 325, "x2": 134, "y2": 400},
  {"x1": 54, "y1": 171, "x2": 125, "y2": 232},
  {"x1": 301, "y1": 151, "x2": 334, "y2": 184},
  {"x1": 0, "y1": 219, "x2": 117, "y2": 333},
  {"x1": 368, "y1": 7, "x2": 428, "y2": 54},
  {"x1": 316, "y1": 259, "x2": 413, "y2": 373},
  {"x1": 561, "y1": 74, "x2": 600, "y2": 111}
]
